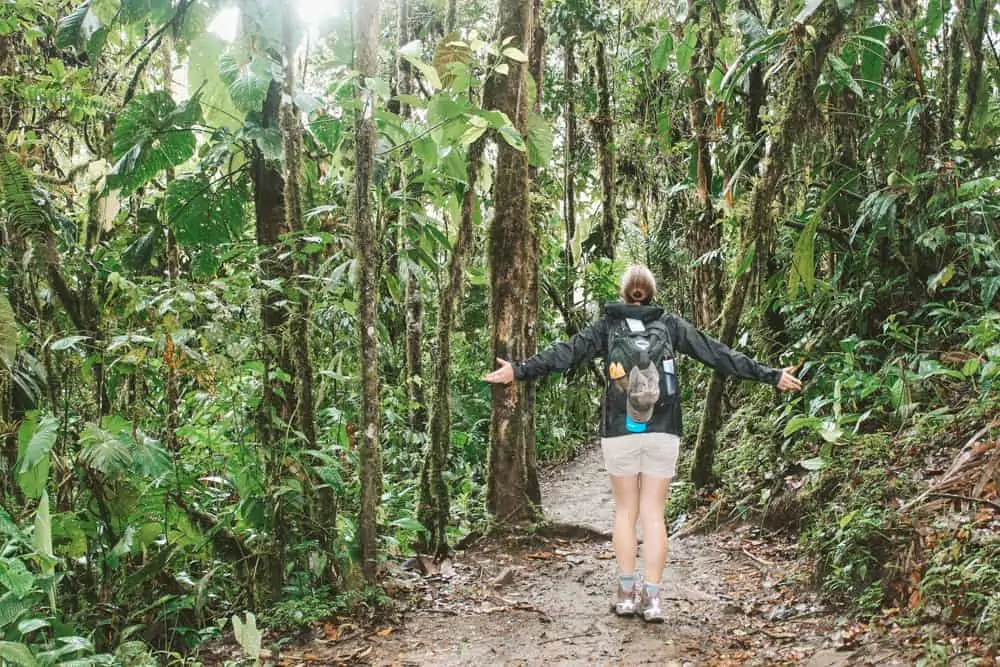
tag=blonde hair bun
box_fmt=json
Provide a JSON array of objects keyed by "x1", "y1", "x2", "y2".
[{"x1": 620, "y1": 265, "x2": 656, "y2": 304}]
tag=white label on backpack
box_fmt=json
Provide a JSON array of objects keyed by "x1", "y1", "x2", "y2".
[{"x1": 625, "y1": 318, "x2": 645, "y2": 333}]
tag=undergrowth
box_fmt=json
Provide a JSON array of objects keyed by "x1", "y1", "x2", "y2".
[{"x1": 695, "y1": 304, "x2": 1000, "y2": 643}]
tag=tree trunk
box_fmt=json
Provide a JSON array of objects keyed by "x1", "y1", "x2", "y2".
[
  {"x1": 959, "y1": 0, "x2": 989, "y2": 140},
  {"x1": 446, "y1": 0, "x2": 457, "y2": 33},
  {"x1": 353, "y1": 0, "x2": 382, "y2": 582},
  {"x1": 938, "y1": 0, "x2": 964, "y2": 145},
  {"x1": 691, "y1": 3, "x2": 852, "y2": 488},
  {"x1": 685, "y1": 5, "x2": 722, "y2": 330},
  {"x1": 252, "y1": 79, "x2": 293, "y2": 600},
  {"x1": 523, "y1": 0, "x2": 544, "y2": 506},
  {"x1": 418, "y1": 139, "x2": 484, "y2": 558},
  {"x1": 398, "y1": 0, "x2": 426, "y2": 436},
  {"x1": 563, "y1": 38, "x2": 577, "y2": 311},
  {"x1": 593, "y1": 33, "x2": 617, "y2": 259},
  {"x1": 487, "y1": 0, "x2": 537, "y2": 523}
]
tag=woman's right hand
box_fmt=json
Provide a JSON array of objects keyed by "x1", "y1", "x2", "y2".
[{"x1": 484, "y1": 358, "x2": 515, "y2": 385}]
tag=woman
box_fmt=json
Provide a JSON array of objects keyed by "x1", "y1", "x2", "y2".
[{"x1": 484, "y1": 265, "x2": 802, "y2": 622}]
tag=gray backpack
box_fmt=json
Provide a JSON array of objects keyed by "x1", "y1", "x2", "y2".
[{"x1": 606, "y1": 318, "x2": 674, "y2": 426}]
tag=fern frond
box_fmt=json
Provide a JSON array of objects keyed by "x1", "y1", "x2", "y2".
[{"x1": 0, "y1": 153, "x2": 50, "y2": 239}]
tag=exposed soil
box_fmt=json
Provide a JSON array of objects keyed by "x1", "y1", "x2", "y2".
[{"x1": 212, "y1": 443, "x2": 935, "y2": 666}]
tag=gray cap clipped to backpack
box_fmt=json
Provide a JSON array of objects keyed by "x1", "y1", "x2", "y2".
[{"x1": 626, "y1": 351, "x2": 660, "y2": 424}]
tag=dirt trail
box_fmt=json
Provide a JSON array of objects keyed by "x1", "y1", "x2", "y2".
[{"x1": 262, "y1": 444, "x2": 917, "y2": 666}]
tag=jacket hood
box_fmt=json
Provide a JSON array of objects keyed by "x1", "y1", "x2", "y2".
[{"x1": 604, "y1": 301, "x2": 664, "y2": 322}]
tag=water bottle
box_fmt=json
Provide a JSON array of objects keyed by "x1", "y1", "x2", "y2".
[{"x1": 663, "y1": 358, "x2": 677, "y2": 396}]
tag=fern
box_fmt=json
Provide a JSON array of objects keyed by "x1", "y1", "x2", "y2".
[{"x1": 0, "y1": 153, "x2": 50, "y2": 239}]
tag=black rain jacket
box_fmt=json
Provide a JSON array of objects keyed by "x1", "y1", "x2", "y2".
[{"x1": 511, "y1": 302, "x2": 782, "y2": 438}]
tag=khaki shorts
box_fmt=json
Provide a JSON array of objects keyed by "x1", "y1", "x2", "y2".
[{"x1": 601, "y1": 432, "x2": 680, "y2": 478}]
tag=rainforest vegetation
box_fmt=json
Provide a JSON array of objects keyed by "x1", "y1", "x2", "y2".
[{"x1": 0, "y1": 0, "x2": 998, "y2": 662}]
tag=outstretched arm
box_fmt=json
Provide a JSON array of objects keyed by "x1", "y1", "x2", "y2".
[
  {"x1": 670, "y1": 316, "x2": 802, "y2": 391},
  {"x1": 483, "y1": 319, "x2": 608, "y2": 384}
]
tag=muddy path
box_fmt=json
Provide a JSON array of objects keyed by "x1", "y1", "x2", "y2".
[{"x1": 233, "y1": 444, "x2": 922, "y2": 666}]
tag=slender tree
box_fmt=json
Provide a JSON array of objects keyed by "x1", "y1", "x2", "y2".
[
  {"x1": 398, "y1": 0, "x2": 426, "y2": 436},
  {"x1": 353, "y1": 0, "x2": 382, "y2": 582},
  {"x1": 593, "y1": 27, "x2": 617, "y2": 259}
]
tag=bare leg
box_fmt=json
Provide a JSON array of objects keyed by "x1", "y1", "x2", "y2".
[
  {"x1": 609, "y1": 474, "x2": 640, "y2": 575},
  {"x1": 638, "y1": 474, "x2": 671, "y2": 585}
]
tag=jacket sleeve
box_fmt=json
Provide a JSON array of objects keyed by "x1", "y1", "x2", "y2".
[
  {"x1": 668, "y1": 315, "x2": 782, "y2": 385},
  {"x1": 512, "y1": 319, "x2": 607, "y2": 381}
]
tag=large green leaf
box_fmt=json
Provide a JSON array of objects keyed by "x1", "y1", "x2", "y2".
[
  {"x1": 79, "y1": 423, "x2": 131, "y2": 477},
  {"x1": 858, "y1": 25, "x2": 888, "y2": 91},
  {"x1": 187, "y1": 33, "x2": 243, "y2": 129},
  {"x1": 731, "y1": 9, "x2": 767, "y2": 44},
  {"x1": 0, "y1": 641, "x2": 38, "y2": 667},
  {"x1": 0, "y1": 559, "x2": 35, "y2": 598},
  {"x1": 109, "y1": 92, "x2": 201, "y2": 195},
  {"x1": 33, "y1": 492, "x2": 55, "y2": 611},
  {"x1": 788, "y1": 217, "x2": 818, "y2": 298},
  {"x1": 220, "y1": 54, "x2": 277, "y2": 112},
  {"x1": 923, "y1": 0, "x2": 944, "y2": 37},
  {"x1": 32, "y1": 493, "x2": 53, "y2": 565},
  {"x1": 651, "y1": 32, "x2": 673, "y2": 73},
  {"x1": 16, "y1": 417, "x2": 59, "y2": 499},
  {"x1": 526, "y1": 112, "x2": 553, "y2": 167},
  {"x1": 0, "y1": 595, "x2": 34, "y2": 632},
  {"x1": 232, "y1": 613, "x2": 262, "y2": 660},
  {"x1": 0, "y1": 292, "x2": 15, "y2": 371},
  {"x1": 675, "y1": 24, "x2": 698, "y2": 75},
  {"x1": 55, "y1": 1, "x2": 94, "y2": 50},
  {"x1": 166, "y1": 177, "x2": 245, "y2": 246},
  {"x1": 121, "y1": 0, "x2": 171, "y2": 25}
]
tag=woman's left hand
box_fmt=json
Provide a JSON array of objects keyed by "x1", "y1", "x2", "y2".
[
  {"x1": 777, "y1": 366, "x2": 803, "y2": 392},
  {"x1": 484, "y1": 358, "x2": 515, "y2": 385}
]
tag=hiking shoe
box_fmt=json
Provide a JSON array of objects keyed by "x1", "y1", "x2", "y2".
[
  {"x1": 612, "y1": 582, "x2": 637, "y2": 617},
  {"x1": 638, "y1": 586, "x2": 664, "y2": 623}
]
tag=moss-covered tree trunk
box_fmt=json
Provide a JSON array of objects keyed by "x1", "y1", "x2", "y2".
[
  {"x1": 418, "y1": 139, "x2": 484, "y2": 558},
  {"x1": 523, "y1": 0, "x2": 544, "y2": 506},
  {"x1": 398, "y1": 0, "x2": 426, "y2": 436},
  {"x1": 959, "y1": 0, "x2": 990, "y2": 140},
  {"x1": 691, "y1": 2, "x2": 852, "y2": 488},
  {"x1": 353, "y1": 0, "x2": 382, "y2": 582},
  {"x1": 487, "y1": 0, "x2": 537, "y2": 522},
  {"x1": 280, "y1": 12, "x2": 332, "y2": 579},
  {"x1": 252, "y1": 79, "x2": 293, "y2": 599},
  {"x1": 593, "y1": 31, "x2": 617, "y2": 259},
  {"x1": 938, "y1": 0, "x2": 966, "y2": 144},
  {"x1": 685, "y1": 6, "x2": 722, "y2": 330}
]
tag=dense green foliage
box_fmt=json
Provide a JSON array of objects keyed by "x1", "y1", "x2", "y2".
[{"x1": 0, "y1": 0, "x2": 998, "y2": 660}]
